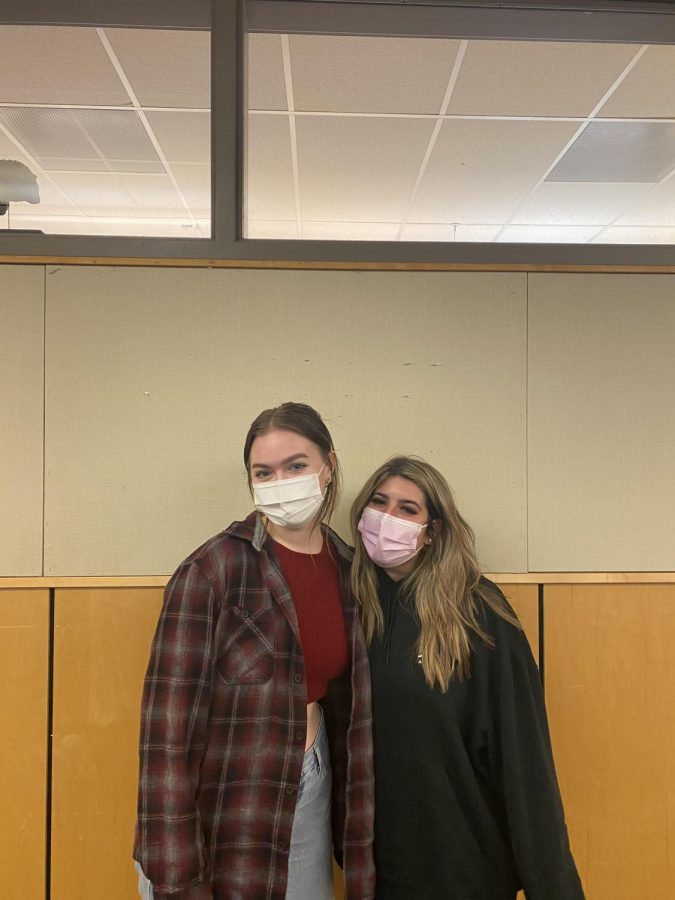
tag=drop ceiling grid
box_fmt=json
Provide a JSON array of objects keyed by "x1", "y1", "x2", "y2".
[
  {"x1": 395, "y1": 40, "x2": 469, "y2": 240},
  {"x1": 288, "y1": 34, "x2": 461, "y2": 114},
  {"x1": 248, "y1": 35, "x2": 675, "y2": 242},
  {"x1": 1, "y1": 26, "x2": 675, "y2": 242},
  {"x1": 491, "y1": 44, "x2": 651, "y2": 241},
  {"x1": 0, "y1": 110, "x2": 96, "y2": 228},
  {"x1": 447, "y1": 39, "x2": 639, "y2": 117},
  {"x1": 246, "y1": 114, "x2": 297, "y2": 223},
  {"x1": 0, "y1": 25, "x2": 211, "y2": 234},
  {"x1": 295, "y1": 116, "x2": 437, "y2": 224},
  {"x1": 95, "y1": 27, "x2": 201, "y2": 232},
  {"x1": 407, "y1": 119, "x2": 581, "y2": 226},
  {"x1": 0, "y1": 25, "x2": 130, "y2": 106}
]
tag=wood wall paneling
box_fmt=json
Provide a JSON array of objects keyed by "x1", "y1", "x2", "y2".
[
  {"x1": 544, "y1": 583, "x2": 675, "y2": 900},
  {"x1": 51, "y1": 588, "x2": 164, "y2": 900},
  {"x1": 0, "y1": 589, "x2": 49, "y2": 899},
  {"x1": 498, "y1": 582, "x2": 539, "y2": 665}
]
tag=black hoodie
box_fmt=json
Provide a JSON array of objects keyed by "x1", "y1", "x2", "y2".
[{"x1": 369, "y1": 570, "x2": 584, "y2": 900}]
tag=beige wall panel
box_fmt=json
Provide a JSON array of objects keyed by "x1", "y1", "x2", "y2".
[
  {"x1": 545, "y1": 584, "x2": 675, "y2": 900},
  {"x1": 528, "y1": 273, "x2": 675, "y2": 571},
  {"x1": 498, "y1": 582, "x2": 539, "y2": 665},
  {"x1": 45, "y1": 267, "x2": 527, "y2": 575},
  {"x1": 51, "y1": 588, "x2": 164, "y2": 900},
  {"x1": 0, "y1": 265, "x2": 44, "y2": 575},
  {"x1": 0, "y1": 589, "x2": 49, "y2": 899}
]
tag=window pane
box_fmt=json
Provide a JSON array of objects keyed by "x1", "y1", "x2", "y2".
[
  {"x1": 0, "y1": 25, "x2": 210, "y2": 238},
  {"x1": 243, "y1": 33, "x2": 675, "y2": 244}
]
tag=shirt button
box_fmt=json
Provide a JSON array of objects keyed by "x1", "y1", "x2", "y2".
[
  {"x1": 285, "y1": 785, "x2": 297, "y2": 795},
  {"x1": 293, "y1": 673, "x2": 303, "y2": 683},
  {"x1": 239, "y1": 609, "x2": 250, "y2": 617},
  {"x1": 295, "y1": 731, "x2": 304, "y2": 741}
]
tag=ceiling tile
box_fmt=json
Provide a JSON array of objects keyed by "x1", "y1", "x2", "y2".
[
  {"x1": 0, "y1": 131, "x2": 38, "y2": 171},
  {"x1": 37, "y1": 158, "x2": 109, "y2": 173},
  {"x1": 47, "y1": 173, "x2": 132, "y2": 211},
  {"x1": 512, "y1": 181, "x2": 650, "y2": 226},
  {"x1": 592, "y1": 225, "x2": 675, "y2": 243},
  {"x1": 0, "y1": 107, "x2": 163, "y2": 174},
  {"x1": 245, "y1": 114, "x2": 296, "y2": 221},
  {"x1": 117, "y1": 174, "x2": 184, "y2": 212},
  {"x1": 73, "y1": 109, "x2": 160, "y2": 162},
  {"x1": 402, "y1": 223, "x2": 500, "y2": 242},
  {"x1": 31, "y1": 176, "x2": 78, "y2": 211},
  {"x1": 48, "y1": 172, "x2": 182, "y2": 214},
  {"x1": 171, "y1": 164, "x2": 210, "y2": 218},
  {"x1": 105, "y1": 28, "x2": 210, "y2": 109},
  {"x1": 408, "y1": 119, "x2": 577, "y2": 224},
  {"x1": 498, "y1": 224, "x2": 601, "y2": 243},
  {"x1": 0, "y1": 25, "x2": 129, "y2": 106},
  {"x1": 91, "y1": 219, "x2": 200, "y2": 237},
  {"x1": 547, "y1": 122, "x2": 675, "y2": 183},
  {"x1": 612, "y1": 178, "x2": 675, "y2": 226},
  {"x1": 448, "y1": 40, "x2": 638, "y2": 117},
  {"x1": 246, "y1": 220, "x2": 298, "y2": 239},
  {"x1": 145, "y1": 111, "x2": 210, "y2": 164},
  {"x1": 300, "y1": 221, "x2": 399, "y2": 240},
  {"x1": 598, "y1": 45, "x2": 675, "y2": 118},
  {"x1": 0, "y1": 107, "x2": 100, "y2": 160},
  {"x1": 296, "y1": 116, "x2": 434, "y2": 222},
  {"x1": 7, "y1": 214, "x2": 100, "y2": 235},
  {"x1": 103, "y1": 160, "x2": 165, "y2": 174},
  {"x1": 247, "y1": 34, "x2": 287, "y2": 111},
  {"x1": 290, "y1": 35, "x2": 460, "y2": 113}
]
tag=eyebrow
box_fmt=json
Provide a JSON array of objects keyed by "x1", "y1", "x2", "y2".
[
  {"x1": 251, "y1": 453, "x2": 309, "y2": 470},
  {"x1": 372, "y1": 491, "x2": 421, "y2": 510}
]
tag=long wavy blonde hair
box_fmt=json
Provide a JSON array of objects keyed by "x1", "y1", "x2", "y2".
[{"x1": 350, "y1": 456, "x2": 520, "y2": 691}]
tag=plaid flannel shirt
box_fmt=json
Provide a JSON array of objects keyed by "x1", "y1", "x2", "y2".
[{"x1": 134, "y1": 512, "x2": 375, "y2": 899}]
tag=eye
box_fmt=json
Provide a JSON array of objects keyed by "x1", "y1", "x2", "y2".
[
  {"x1": 289, "y1": 462, "x2": 307, "y2": 472},
  {"x1": 253, "y1": 469, "x2": 273, "y2": 480},
  {"x1": 370, "y1": 496, "x2": 385, "y2": 506},
  {"x1": 400, "y1": 506, "x2": 418, "y2": 516}
]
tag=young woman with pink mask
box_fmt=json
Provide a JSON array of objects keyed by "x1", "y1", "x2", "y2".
[
  {"x1": 351, "y1": 456, "x2": 584, "y2": 900},
  {"x1": 134, "y1": 403, "x2": 374, "y2": 900}
]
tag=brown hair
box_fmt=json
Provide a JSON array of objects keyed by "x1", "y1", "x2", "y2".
[
  {"x1": 350, "y1": 455, "x2": 520, "y2": 690},
  {"x1": 243, "y1": 402, "x2": 341, "y2": 525}
]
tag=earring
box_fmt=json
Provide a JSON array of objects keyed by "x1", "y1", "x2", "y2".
[{"x1": 425, "y1": 538, "x2": 432, "y2": 545}]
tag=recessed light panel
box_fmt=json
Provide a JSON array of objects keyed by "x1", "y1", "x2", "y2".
[{"x1": 547, "y1": 122, "x2": 675, "y2": 184}]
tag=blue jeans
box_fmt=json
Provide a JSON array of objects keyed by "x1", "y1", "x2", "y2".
[
  {"x1": 285, "y1": 709, "x2": 334, "y2": 900},
  {"x1": 135, "y1": 711, "x2": 334, "y2": 899}
]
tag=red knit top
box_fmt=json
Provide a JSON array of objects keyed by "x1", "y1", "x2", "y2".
[{"x1": 272, "y1": 537, "x2": 350, "y2": 703}]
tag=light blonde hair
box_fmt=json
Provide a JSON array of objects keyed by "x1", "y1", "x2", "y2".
[{"x1": 350, "y1": 456, "x2": 520, "y2": 691}]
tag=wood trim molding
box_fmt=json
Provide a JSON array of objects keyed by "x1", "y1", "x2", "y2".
[
  {"x1": 2, "y1": 573, "x2": 675, "y2": 589},
  {"x1": 0, "y1": 577, "x2": 168, "y2": 589},
  {"x1": 2, "y1": 256, "x2": 675, "y2": 274}
]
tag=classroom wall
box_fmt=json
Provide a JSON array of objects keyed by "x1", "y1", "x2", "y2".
[
  {"x1": 2, "y1": 262, "x2": 675, "y2": 899},
  {"x1": 3, "y1": 263, "x2": 675, "y2": 577},
  {"x1": 0, "y1": 265, "x2": 44, "y2": 576}
]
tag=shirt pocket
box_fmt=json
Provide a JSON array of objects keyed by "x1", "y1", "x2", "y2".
[{"x1": 216, "y1": 605, "x2": 276, "y2": 684}]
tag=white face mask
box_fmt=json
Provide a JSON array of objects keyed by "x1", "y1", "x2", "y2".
[{"x1": 253, "y1": 465, "x2": 325, "y2": 530}]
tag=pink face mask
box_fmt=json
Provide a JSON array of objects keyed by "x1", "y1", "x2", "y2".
[{"x1": 357, "y1": 506, "x2": 427, "y2": 568}]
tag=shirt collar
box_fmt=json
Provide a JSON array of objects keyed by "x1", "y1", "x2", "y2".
[{"x1": 225, "y1": 511, "x2": 353, "y2": 561}]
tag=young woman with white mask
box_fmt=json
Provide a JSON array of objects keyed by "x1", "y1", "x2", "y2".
[
  {"x1": 135, "y1": 403, "x2": 374, "y2": 900},
  {"x1": 351, "y1": 456, "x2": 584, "y2": 900}
]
